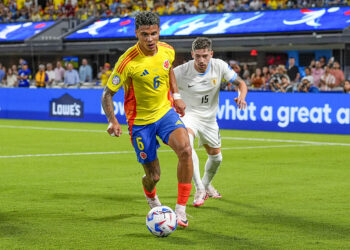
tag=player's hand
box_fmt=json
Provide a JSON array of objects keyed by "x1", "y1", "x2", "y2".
[
  {"x1": 107, "y1": 121, "x2": 122, "y2": 137},
  {"x1": 174, "y1": 99, "x2": 186, "y2": 117},
  {"x1": 234, "y1": 96, "x2": 247, "y2": 110}
]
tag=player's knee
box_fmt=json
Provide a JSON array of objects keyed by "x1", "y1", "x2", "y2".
[
  {"x1": 178, "y1": 144, "x2": 192, "y2": 160},
  {"x1": 151, "y1": 174, "x2": 160, "y2": 184}
]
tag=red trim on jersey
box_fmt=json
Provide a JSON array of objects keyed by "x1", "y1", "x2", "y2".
[
  {"x1": 168, "y1": 90, "x2": 174, "y2": 107},
  {"x1": 125, "y1": 79, "x2": 137, "y2": 144},
  {"x1": 117, "y1": 49, "x2": 138, "y2": 73},
  {"x1": 158, "y1": 42, "x2": 174, "y2": 51},
  {"x1": 118, "y1": 52, "x2": 139, "y2": 74}
]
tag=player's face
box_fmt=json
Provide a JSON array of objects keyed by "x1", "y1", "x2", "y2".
[
  {"x1": 192, "y1": 48, "x2": 213, "y2": 73},
  {"x1": 136, "y1": 25, "x2": 160, "y2": 56}
]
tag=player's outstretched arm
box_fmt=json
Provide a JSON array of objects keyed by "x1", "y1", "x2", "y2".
[
  {"x1": 102, "y1": 86, "x2": 122, "y2": 137},
  {"x1": 233, "y1": 76, "x2": 248, "y2": 110},
  {"x1": 169, "y1": 67, "x2": 186, "y2": 117}
]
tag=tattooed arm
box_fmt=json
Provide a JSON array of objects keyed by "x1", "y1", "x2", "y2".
[{"x1": 102, "y1": 86, "x2": 122, "y2": 137}]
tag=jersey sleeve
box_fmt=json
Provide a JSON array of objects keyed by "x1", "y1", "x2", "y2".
[
  {"x1": 220, "y1": 59, "x2": 237, "y2": 83},
  {"x1": 173, "y1": 65, "x2": 184, "y2": 91},
  {"x1": 106, "y1": 54, "x2": 129, "y2": 92}
]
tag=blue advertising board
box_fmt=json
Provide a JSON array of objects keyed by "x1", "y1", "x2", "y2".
[
  {"x1": 65, "y1": 7, "x2": 350, "y2": 40},
  {"x1": 0, "y1": 21, "x2": 55, "y2": 42},
  {"x1": 0, "y1": 88, "x2": 349, "y2": 134}
]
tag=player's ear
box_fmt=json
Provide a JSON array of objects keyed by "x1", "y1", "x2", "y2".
[{"x1": 210, "y1": 50, "x2": 214, "y2": 57}]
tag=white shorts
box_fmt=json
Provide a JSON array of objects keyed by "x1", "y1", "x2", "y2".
[{"x1": 181, "y1": 115, "x2": 221, "y2": 148}]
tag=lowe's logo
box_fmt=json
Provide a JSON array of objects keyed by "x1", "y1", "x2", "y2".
[{"x1": 50, "y1": 93, "x2": 83, "y2": 118}]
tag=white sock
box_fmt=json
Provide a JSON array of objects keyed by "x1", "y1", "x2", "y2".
[
  {"x1": 202, "y1": 153, "x2": 223, "y2": 189},
  {"x1": 189, "y1": 133, "x2": 205, "y2": 191},
  {"x1": 175, "y1": 204, "x2": 186, "y2": 212}
]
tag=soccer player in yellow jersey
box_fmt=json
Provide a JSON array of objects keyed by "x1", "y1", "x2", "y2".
[{"x1": 101, "y1": 11, "x2": 193, "y2": 227}]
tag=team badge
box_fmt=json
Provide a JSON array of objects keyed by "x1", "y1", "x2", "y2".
[
  {"x1": 140, "y1": 152, "x2": 147, "y2": 160},
  {"x1": 163, "y1": 60, "x2": 170, "y2": 70},
  {"x1": 211, "y1": 78, "x2": 218, "y2": 87},
  {"x1": 112, "y1": 75, "x2": 121, "y2": 85},
  {"x1": 175, "y1": 120, "x2": 183, "y2": 126}
]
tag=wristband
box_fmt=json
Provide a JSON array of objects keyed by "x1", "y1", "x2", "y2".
[{"x1": 173, "y1": 93, "x2": 181, "y2": 100}]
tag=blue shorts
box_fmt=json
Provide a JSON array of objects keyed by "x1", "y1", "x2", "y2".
[{"x1": 129, "y1": 109, "x2": 186, "y2": 164}]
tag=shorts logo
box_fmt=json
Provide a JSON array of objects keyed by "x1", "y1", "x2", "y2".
[
  {"x1": 163, "y1": 60, "x2": 170, "y2": 70},
  {"x1": 175, "y1": 120, "x2": 183, "y2": 126},
  {"x1": 112, "y1": 75, "x2": 121, "y2": 85},
  {"x1": 140, "y1": 152, "x2": 147, "y2": 160}
]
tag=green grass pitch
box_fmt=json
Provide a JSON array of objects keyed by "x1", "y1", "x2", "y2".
[{"x1": 1, "y1": 119, "x2": 350, "y2": 249}]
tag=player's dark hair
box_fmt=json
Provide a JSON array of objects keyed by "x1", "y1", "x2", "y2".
[
  {"x1": 135, "y1": 11, "x2": 160, "y2": 30},
  {"x1": 192, "y1": 37, "x2": 212, "y2": 51}
]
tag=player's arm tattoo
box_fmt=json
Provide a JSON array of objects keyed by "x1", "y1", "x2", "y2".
[
  {"x1": 101, "y1": 86, "x2": 116, "y2": 122},
  {"x1": 233, "y1": 76, "x2": 243, "y2": 86}
]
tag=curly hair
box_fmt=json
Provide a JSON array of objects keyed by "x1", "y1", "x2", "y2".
[
  {"x1": 192, "y1": 37, "x2": 212, "y2": 51},
  {"x1": 135, "y1": 11, "x2": 160, "y2": 30}
]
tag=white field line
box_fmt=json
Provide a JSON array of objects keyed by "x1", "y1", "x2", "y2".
[
  {"x1": 0, "y1": 125, "x2": 104, "y2": 133},
  {"x1": 222, "y1": 137, "x2": 350, "y2": 146},
  {"x1": 1, "y1": 124, "x2": 349, "y2": 147},
  {"x1": 0, "y1": 144, "x2": 319, "y2": 159}
]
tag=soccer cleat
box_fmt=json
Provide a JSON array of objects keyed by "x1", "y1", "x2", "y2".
[
  {"x1": 145, "y1": 195, "x2": 161, "y2": 209},
  {"x1": 206, "y1": 185, "x2": 222, "y2": 198},
  {"x1": 175, "y1": 209, "x2": 189, "y2": 227},
  {"x1": 193, "y1": 189, "x2": 208, "y2": 207}
]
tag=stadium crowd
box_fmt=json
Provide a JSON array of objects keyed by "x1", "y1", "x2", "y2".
[
  {"x1": 0, "y1": 0, "x2": 349, "y2": 22},
  {"x1": 0, "y1": 56, "x2": 349, "y2": 93}
]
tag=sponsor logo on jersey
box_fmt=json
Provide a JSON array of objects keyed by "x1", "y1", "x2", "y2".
[
  {"x1": 112, "y1": 75, "x2": 121, "y2": 85},
  {"x1": 140, "y1": 69, "x2": 149, "y2": 76},
  {"x1": 188, "y1": 84, "x2": 195, "y2": 88},
  {"x1": 140, "y1": 152, "x2": 147, "y2": 160},
  {"x1": 163, "y1": 59, "x2": 170, "y2": 70},
  {"x1": 49, "y1": 93, "x2": 84, "y2": 118}
]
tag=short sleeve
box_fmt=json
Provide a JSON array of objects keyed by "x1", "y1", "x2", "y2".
[
  {"x1": 107, "y1": 55, "x2": 129, "y2": 92},
  {"x1": 220, "y1": 60, "x2": 237, "y2": 83},
  {"x1": 174, "y1": 65, "x2": 184, "y2": 91}
]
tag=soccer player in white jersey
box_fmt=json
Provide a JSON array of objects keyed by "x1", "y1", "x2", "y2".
[{"x1": 174, "y1": 37, "x2": 248, "y2": 207}]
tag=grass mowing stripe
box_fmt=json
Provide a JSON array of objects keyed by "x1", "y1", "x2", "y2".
[
  {"x1": 0, "y1": 125, "x2": 104, "y2": 133},
  {"x1": 0, "y1": 144, "x2": 318, "y2": 158}
]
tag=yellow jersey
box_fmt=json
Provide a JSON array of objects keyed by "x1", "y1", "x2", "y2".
[{"x1": 107, "y1": 42, "x2": 175, "y2": 126}]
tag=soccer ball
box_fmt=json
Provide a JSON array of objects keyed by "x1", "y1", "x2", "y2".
[{"x1": 146, "y1": 205, "x2": 177, "y2": 237}]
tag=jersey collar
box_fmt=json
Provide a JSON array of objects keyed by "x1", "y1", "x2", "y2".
[{"x1": 198, "y1": 59, "x2": 211, "y2": 76}]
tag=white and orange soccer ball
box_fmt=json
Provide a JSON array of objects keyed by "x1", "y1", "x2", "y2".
[{"x1": 146, "y1": 206, "x2": 177, "y2": 237}]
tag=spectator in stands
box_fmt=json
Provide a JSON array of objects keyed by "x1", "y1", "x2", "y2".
[
  {"x1": 280, "y1": 75, "x2": 293, "y2": 92},
  {"x1": 0, "y1": 62, "x2": 5, "y2": 84},
  {"x1": 79, "y1": 58, "x2": 93, "y2": 82},
  {"x1": 46, "y1": 63, "x2": 55, "y2": 87},
  {"x1": 64, "y1": 63, "x2": 80, "y2": 87},
  {"x1": 343, "y1": 79, "x2": 350, "y2": 94},
  {"x1": 298, "y1": 77, "x2": 319, "y2": 93},
  {"x1": 35, "y1": 64, "x2": 49, "y2": 88},
  {"x1": 311, "y1": 61, "x2": 324, "y2": 87},
  {"x1": 64, "y1": 0, "x2": 75, "y2": 17},
  {"x1": 100, "y1": 63, "x2": 112, "y2": 86},
  {"x1": 187, "y1": 1, "x2": 198, "y2": 14},
  {"x1": 330, "y1": 61, "x2": 344, "y2": 89},
  {"x1": 303, "y1": 67, "x2": 314, "y2": 85},
  {"x1": 319, "y1": 56, "x2": 327, "y2": 68},
  {"x1": 287, "y1": 57, "x2": 300, "y2": 83},
  {"x1": 11, "y1": 65, "x2": 18, "y2": 76},
  {"x1": 319, "y1": 65, "x2": 336, "y2": 91},
  {"x1": 54, "y1": 61, "x2": 65, "y2": 84},
  {"x1": 241, "y1": 64, "x2": 250, "y2": 83},
  {"x1": 6, "y1": 68, "x2": 17, "y2": 87},
  {"x1": 268, "y1": 65, "x2": 281, "y2": 90},
  {"x1": 251, "y1": 67, "x2": 265, "y2": 89},
  {"x1": 250, "y1": 0, "x2": 262, "y2": 10},
  {"x1": 17, "y1": 61, "x2": 31, "y2": 87},
  {"x1": 223, "y1": 0, "x2": 235, "y2": 11},
  {"x1": 110, "y1": 0, "x2": 121, "y2": 13}
]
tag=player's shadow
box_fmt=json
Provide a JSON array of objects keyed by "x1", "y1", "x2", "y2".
[
  {"x1": 122, "y1": 232, "x2": 195, "y2": 245},
  {"x1": 93, "y1": 213, "x2": 143, "y2": 222},
  {"x1": 212, "y1": 198, "x2": 350, "y2": 239}
]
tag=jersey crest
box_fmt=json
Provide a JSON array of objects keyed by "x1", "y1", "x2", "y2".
[{"x1": 163, "y1": 60, "x2": 170, "y2": 70}]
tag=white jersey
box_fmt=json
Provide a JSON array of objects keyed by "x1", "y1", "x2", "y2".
[{"x1": 174, "y1": 58, "x2": 237, "y2": 121}]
